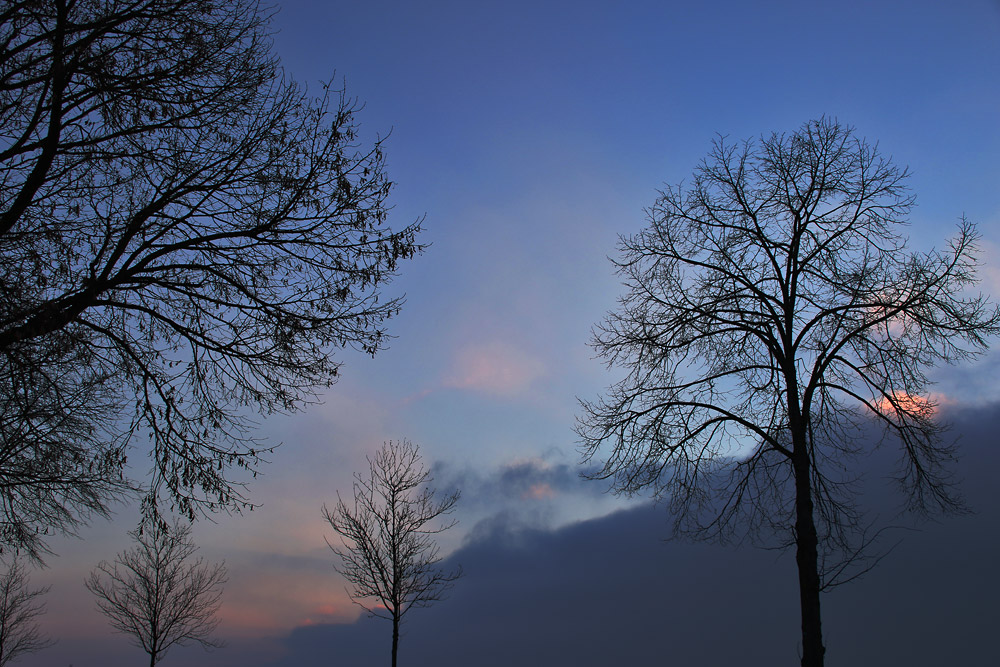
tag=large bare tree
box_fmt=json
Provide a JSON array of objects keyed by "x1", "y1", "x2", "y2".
[
  {"x1": 323, "y1": 440, "x2": 461, "y2": 667},
  {"x1": 86, "y1": 519, "x2": 226, "y2": 667},
  {"x1": 0, "y1": 0, "x2": 422, "y2": 556},
  {"x1": 578, "y1": 118, "x2": 999, "y2": 667},
  {"x1": 0, "y1": 559, "x2": 54, "y2": 666}
]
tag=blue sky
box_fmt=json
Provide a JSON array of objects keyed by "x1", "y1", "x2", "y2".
[{"x1": 19, "y1": 1, "x2": 1000, "y2": 665}]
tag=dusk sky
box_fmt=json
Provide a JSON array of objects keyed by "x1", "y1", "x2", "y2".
[{"x1": 18, "y1": 1, "x2": 1000, "y2": 665}]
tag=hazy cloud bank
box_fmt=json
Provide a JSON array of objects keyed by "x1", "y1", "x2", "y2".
[{"x1": 260, "y1": 403, "x2": 1000, "y2": 667}]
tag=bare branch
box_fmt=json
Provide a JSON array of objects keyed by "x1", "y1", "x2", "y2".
[
  {"x1": 0, "y1": 559, "x2": 54, "y2": 666},
  {"x1": 85, "y1": 519, "x2": 226, "y2": 666},
  {"x1": 323, "y1": 440, "x2": 461, "y2": 667}
]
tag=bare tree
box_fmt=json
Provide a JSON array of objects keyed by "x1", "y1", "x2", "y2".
[
  {"x1": 323, "y1": 440, "x2": 461, "y2": 667},
  {"x1": 0, "y1": 560, "x2": 54, "y2": 666},
  {"x1": 86, "y1": 520, "x2": 226, "y2": 667},
  {"x1": 0, "y1": 0, "x2": 422, "y2": 554},
  {"x1": 577, "y1": 118, "x2": 999, "y2": 667}
]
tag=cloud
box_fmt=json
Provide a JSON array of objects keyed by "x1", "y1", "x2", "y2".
[
  {"x1": 442, "y1": 341, "x2": 545, "y2": 397},
  {"x1": 214, "y1": 550, "x2": 357, "y2": 636},
  {"x1": 485, "y1": 456, "x2": 576, "y2": 499},
  {"x1": 259, "y1": 402, "x2": 1000, "y2": 667},
  {"x1": 36, "y1": 404, "x2": 1000, "y2": 667},
  {"x1": 264, "y1": 505, "x2": 803, "y2": 667},
  {"x1": 522, "y1": 482, "x2": 555, "y2": 500},
  {"x1": 870, "y1": 390, "x2": 956, "y2": 418},
  {"x1": 428, "y1": 449, "x2": 631, "y2": 542},
  {"x1": 977, "y1": 238, "x2": 1000, "y2": 296},
  {"x1": 433, "y1": 458, "x2": 560, "y2": 547},
  {"x1": 436, "y1": 454, "x2": 594, "y2": 506}
]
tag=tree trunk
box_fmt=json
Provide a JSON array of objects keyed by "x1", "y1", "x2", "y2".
[
  {"x1": 793, "y1": 451, "x2": 825, "y2": 667},
  {"x1": 391, "y1": 614, "x2": 399, "y2": 667}
]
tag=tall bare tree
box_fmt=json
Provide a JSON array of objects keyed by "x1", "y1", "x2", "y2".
[
  {"x1": 578, "y1": 118, "x2": 999, "y2": 667},
  {"x1": 323, "y1": 440, "x2": 461, "y2": 667},
  {"x1": 86, "y1": 519, "x2": 226, "y2": 667},
  {"x1": 0, "y1": 559, "x2": 54, "y2": 666},
  {"x1": 0, "y1": 0, "x2": 422, "y2": 555}
]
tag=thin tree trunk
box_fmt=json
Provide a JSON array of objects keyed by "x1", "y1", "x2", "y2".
[
  {"x1": 391, "y1": 614, "x2": 399, "y2": 667},
  {"x1": 793, "y1": 451, "x2": 825, "y2": 667}
]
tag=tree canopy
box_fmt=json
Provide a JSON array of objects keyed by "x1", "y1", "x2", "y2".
[
  {"x1": 578, "y1": 118, "x2": 999, "y2": 666},
  {"x1": 87, "y1": 520, "x2": 226, "y2": 666},
  {"x1": 0, "y1": 0, "x2": 422, "y2": 556},
  {"x1": 323, "y1": 440, "x2": 461, "y2": 667}
]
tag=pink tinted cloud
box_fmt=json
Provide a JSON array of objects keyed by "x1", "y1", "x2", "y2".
[
  {"x1": 869, "y1": 391, "x2": 957, "y2": 419},
  {"x1": 443, "y1": 341, "x2": 544, "y2": 397},
  {"x1": 216, "y1": 567, "x2": 358, "y2": 637},
  {"x1": 522, "y1": 482, "x2": 556, "y2": 500},
  {"x1": 501, "y1": 457, "x2": 561, "y2": 500},
  {"x1": 299, "y1": 602, "x2": 360, "y2": 627},
  {"x1": 979, "y1": 239, "x2": 1000, "y2": 296}
]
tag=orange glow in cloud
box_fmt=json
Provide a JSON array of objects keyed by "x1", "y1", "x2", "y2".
[
  {"x1": 522, "y1": 482, "x2": 556, "y2": 500},
  {"x1": 870, "y1": 391, "x2": 954, "y2": 418},
  {"x1": 866, "y1": 301, "x2": 910, "y2": 339},
  {"x1": 444, "y1": 341, "x2": 544, "y2": 396},
  {"x1": 299, "y1": 602, "x2": 362, "y2": 627},
  {"x1": 214, "y1": 567, "x2": 360, "y2": 637}
]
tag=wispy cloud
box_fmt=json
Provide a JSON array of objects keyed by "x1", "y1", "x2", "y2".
[
  {"x1": 437, "y1": 455, "x2": 586, "y2": 507},
  {"x1": 523, "y1": 482, "x2": 555, "y2": 500},
  {"x1": 442, "y1": 341, "x2": 545, "y2": 397},
  {"x1": 977, "y1": 238, "x2": 1000, "y2": 296},
  {"x1": 432, "y1": 451, "x2": 632, "y2": 542}
]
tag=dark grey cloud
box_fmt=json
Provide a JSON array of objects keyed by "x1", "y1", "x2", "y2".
[{"x1": 260, "y1": 402, "x2": 1000, "y2": 667}]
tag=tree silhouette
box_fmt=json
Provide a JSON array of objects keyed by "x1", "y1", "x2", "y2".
[
  {"x1": 0, "y1": 0, "x2": 422, "y2": 555},
  {"x1": 323, "y1": 440, "x2": 461, "y2": 667},
  {"x1": 86, "y1": 520, "x2": 226, "y2": 667},
  {"x1": 0, "y1": 559, "x2": 53, "y2": 666},
  {"x1": 578, "y1": 118, "x2": 999, "y2": 666}
]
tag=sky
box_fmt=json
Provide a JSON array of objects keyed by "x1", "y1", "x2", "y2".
[{"x1": 16, "y1": 1, "x2": 1000, "y2": 665}]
